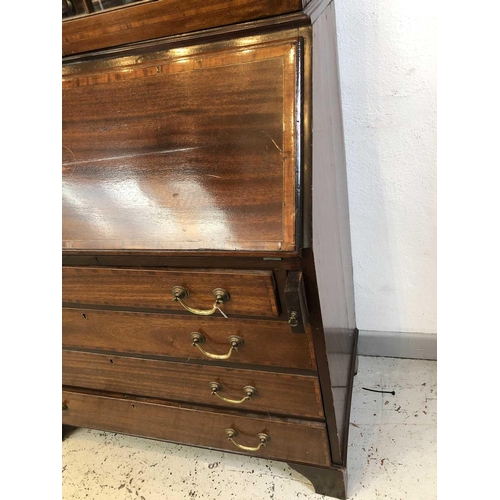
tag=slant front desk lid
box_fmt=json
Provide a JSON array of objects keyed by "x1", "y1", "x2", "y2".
[{"x1": 62, "y1": 35, "x2": 302, "y2": 253}]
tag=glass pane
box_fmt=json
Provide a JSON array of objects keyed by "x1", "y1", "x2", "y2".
[
  {"x1": 91, "y1": 0, "x2": 144, "y2": 12},
  {"x1": 63, "y1": 0, "x2": 150, "y2": 20},
  {"x1": 62, "y1": 0, "x2": 89, "y2": 19}
]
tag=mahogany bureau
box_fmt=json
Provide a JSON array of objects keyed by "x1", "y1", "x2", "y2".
[{"x1": 62, "y1": 1, "x2": 357, "y2": 498}]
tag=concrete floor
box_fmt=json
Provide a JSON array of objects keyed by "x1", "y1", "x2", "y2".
[{"x1": 62, "y1": 356, "x2": 437, "y2": 499}]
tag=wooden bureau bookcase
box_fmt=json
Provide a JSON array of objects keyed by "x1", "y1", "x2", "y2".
[{"x1": 62, "y1": 1, "x2": 357, "y2": 498}]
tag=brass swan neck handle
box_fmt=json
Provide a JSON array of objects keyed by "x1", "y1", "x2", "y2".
[
  {"x1": 209, "y1": 382, "x2": 257, "y2": 404},
  {"x1": 190, "y1": 332, "x2": 243, "y2": 360},
  {"x1": 225, "y1": 428, "x2": 270, "y2": 452},
  {"x1": 172, "y1": 286, "x2": 230, "y2": 318}
]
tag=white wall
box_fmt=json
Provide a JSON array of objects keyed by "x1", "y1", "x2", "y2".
[{"x1": 334, "y1": 0, "x2": 437, "y2": 335}]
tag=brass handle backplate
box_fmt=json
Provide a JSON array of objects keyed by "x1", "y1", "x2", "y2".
[
  {"x1": 225, "y1": 428, "x2": 270, "y2": 452},
  {"x1": 190, "y1": 332, "x2": 243, "y2": 360},
  {"x1": 172, "y1": 286, "x2": 230, "y2": 318},
  {"x1": 210, "y1": 382, "x2": 257, "y2": 404}
]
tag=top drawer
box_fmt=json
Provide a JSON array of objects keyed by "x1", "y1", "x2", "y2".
[
  {"x1": 62, "y1": 34, "x2": 301, "y2": 252},
  {"x1": 62, "y1": 267, "x2": 279, "y2": 318}
]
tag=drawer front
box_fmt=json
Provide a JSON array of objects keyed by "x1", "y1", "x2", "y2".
[
  {"x1": 62, "y1": 308, "x2": 317, "y2": 371},
  {"x1": 62, "y1": 267, "x2": 279, "y2": 317},
  {"x1": 62, "y1": 351, "x2": 323, "y2": 419},
  {"x1": 63, "y1": 34, "x2": 300, "y2": 252},
  {"x1": 62, "y1": 390, "x2": 331, "y2": 466}
]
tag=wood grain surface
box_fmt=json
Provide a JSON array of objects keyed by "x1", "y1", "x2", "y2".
[
  {"x1": 63, "y1": 36, "x2": 299, "y2": 252},
  {"x1": 62, "y1": 267, "x2": 279, "y2": 317},
  {"x1": 311, "y1": 4, "x2": 356, "y2": 463},
  {"x1": 61, "y1": 253, "x2": 302, "y2": 270},
  {"x1": 60, "y1": 6, "x2": 356, "y2": 492},
  {"x1": 62, "y1": 389, "x2": 331, "y2": 466},
  {"x1": 62, "y1": 308, "x2": 317, "y2": 370},
  {"x1": 62, "y1": 0, "x2": 303, "y2": 55},
  {"x1": 62, "y1": 350, "x2": 323, "y2": 418}
]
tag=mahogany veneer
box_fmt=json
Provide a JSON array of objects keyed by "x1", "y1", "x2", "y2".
[{"x1": 62, "y1": 1, "x2": 357, "y2": 497}]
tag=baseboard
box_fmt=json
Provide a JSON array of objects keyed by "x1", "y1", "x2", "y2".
[{"x1": 357, "y1": 330, "x2": 437, "y2": 360}]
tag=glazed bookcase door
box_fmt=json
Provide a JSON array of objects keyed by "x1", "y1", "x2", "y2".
[{"x1": 62, "y1": 0, "x2": 150, "y2": 20}]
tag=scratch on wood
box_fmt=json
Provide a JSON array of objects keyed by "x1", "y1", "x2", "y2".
[
  {"x1": 261, "y1": 130, "x2": 283, "y2": 153},
  {"x1": 62, "y1": 144, "x2": 75, "y2": 161},
  {"x1": 61, "y1": 146, "x2": 206, "y2": 166}
]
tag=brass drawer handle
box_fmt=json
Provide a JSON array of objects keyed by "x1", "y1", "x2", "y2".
[
  {"x1": 190, "y1": 332, "x2": 243, "y2": 360},
  {"x1": 225, "y1": 428, "x2": 270, "y2": 452},
  {"x1": 62, "y1": 403, "x2": 68, "y2": 411},
  {"x1": 209, "y1": 382, "x2": 257, "y2": 404},
  {"x1": 172, "y1": 286, "x2": 230, "y2": 318}
]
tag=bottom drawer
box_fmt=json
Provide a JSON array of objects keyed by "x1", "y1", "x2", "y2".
[{"x1": 62, "y1": 390, "x2": 331, "y2": 467}]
